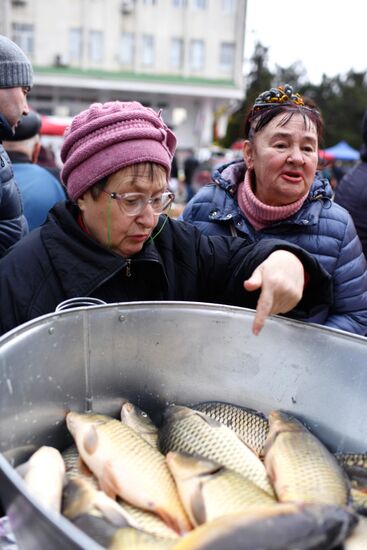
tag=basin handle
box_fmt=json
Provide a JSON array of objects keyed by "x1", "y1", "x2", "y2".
[{"x1": 55, "y1": 297, "x2": 107, "y2": 312}]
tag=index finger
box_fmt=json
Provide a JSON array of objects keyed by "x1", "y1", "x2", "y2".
[{"x1": 252, "y1": 286, "x2": 274, "y2": 336}]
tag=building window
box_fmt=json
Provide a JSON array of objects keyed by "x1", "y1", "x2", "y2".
[
  {"x1": 11, "y1": 23, "x2": 34, "y2": 56},
  {"x1": 172, "y1": 0, "x2": 187, "y2": 7},
  {"x1": 219, "y1": 42, "x2": 234, "y2": 73},
  {"x1": 222, "y1": 0, "x2": 236, "y2": 12},
  {"x1": 89, "y1": 31, "x2": 104, "y2": 62},
  {"x1": 142, "y1": 35, "x2": 154, "y2": 67},
  {"x1": 69, "y1": 28, "x2": 82, "y2": 62},
  {"x1": 119, "y1": 32, "x2": 134, "y2": 65},
  {"x1": 193, "y1": 0, "x2": 206, "y2": 9},
  {"x1": 170, "y1": 38, "x2": 183, "y2": 70},
  {"x1": 190, "y1": 39, "x2": 204, "y2": 71}
]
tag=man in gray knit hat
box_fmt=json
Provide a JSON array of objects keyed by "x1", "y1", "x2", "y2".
[{"x1": 0, "y1": 35, "x2": 33, "y2": 255}]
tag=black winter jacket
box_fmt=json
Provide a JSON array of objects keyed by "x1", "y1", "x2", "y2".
[
  {"x1": 0, "y1": 202, "x2": 332, "y2": 335},
  {"x1": 334, "y1": 161, "x2": 367, "y2": 260},
  {"x1": 0, "y1": 115, "x2": 28, "y2": 256}
]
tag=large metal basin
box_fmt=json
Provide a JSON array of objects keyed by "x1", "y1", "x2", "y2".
[{"x1": 0, "y1": 301, "x2": 367, "y2": 549}]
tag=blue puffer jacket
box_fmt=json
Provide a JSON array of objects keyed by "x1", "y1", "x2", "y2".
[
  {"x1": 0, "y1": 115, "x2": 28, "y2": 256},
  {"x1": 180, "y1": 160, "x2": 367, "y2": 335}
]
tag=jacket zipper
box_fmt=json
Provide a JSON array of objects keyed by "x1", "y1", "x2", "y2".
[{"x1": 125, "y1": 259, "x2": 131, "y2": 277}]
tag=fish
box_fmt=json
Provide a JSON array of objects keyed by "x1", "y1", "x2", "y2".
[
  {"x1": 350, "y1": 487, "x2": 367, "y2": 515},
  {"x1": 62, "y1": 477, "x2": 135, "y2": 527},
  {"x1": 343, "y1": 465, "x2": 367, "y2": 488},
  {"x1": 109, "y1": 527, "x2": 176, "y2": 549},
  {"x1": 336, "y1": 453, "x2": 367, "y2": 470},
  {"x1": 62, "y1": 444, "x2": 99, "y2": 488},
  {"x1": 171, "y1": 503, "x2": 357, "y2": 550},
  {"x1": 18, "y1": 445, "x2": 65, "y2": 513},
  {"x1": 335, "y1": 453, "x2": 367, "y2": 494},
  {"x1": 120, "y1": 400, "x2": 159, "y2": 448},
  {"x1": 71, "y1": 512, "x2": 121, "y2": 548},
  {"x1": 159, "y1": 405, "x2": 273, "y2": 496},
  {"x1": 264, "y1": 410, "x2": 350, "y2": 505},
  {"x1": 193, "y1": 401, "x2": 269, "y2": 456},
  {"x1": 116, "y1": 500, "x2": 179, "y2": 540},
  {"x1": 62, "y1": 444, "x2": 138, "y2": 527},
  {"x1": 62, "y1": 444, "x2": 178, "y2": 539},
  {"x1": 66, "y1": 411, "x2": 191, "y2": 534},
  {"x1": 166, "y1": 451, "x2": 276, "y2": 526},
  {"x1": 344, "y1": 515, "x2": 367, "y2": 549}
]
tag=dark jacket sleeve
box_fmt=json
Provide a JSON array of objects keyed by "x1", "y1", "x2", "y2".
[
  {"x1": 197, "y1": 234, "x2": 332, "y2": 319},
  {"x1": 0, "y1": 145, "x2": 28, "y2": 257}
]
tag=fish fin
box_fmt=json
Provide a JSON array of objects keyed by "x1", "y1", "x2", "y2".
[
  {"x1": 78, "y1": 456, "x2": 94, "y2": 477},
  {"x1": 99, "y1": 460, "x2": 119, "y2": 500},
  {"x1": 154, "y1": 507, "x2": 182, "y2": 535},
  {"x1": 16, "y1": 460, "x2": 31, "y2": 479},
  {"x1": 190, "y1": 481, "x2": 207, "y2": 526},
  {"x1": 83, "y1": 425, "x2": 99, "y2": 455},
  {"x1": 94, "y1": 491, "x2": 131, "y2": 528},
  {"x1": 263, "y1": 429, "x2": 280, "y2": 457},
  {"x1": 194, "y1": 410, "x2": 222, "y2": 428}
]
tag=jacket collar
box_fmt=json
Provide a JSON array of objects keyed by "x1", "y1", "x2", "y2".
[
  {"x1": 210, "y1": 160, "x2": 333, "y2": 225},
  {"x1": 7, "y1": 151, "x2": 31, "y2": 164},
  {"x1": 0, "y1": 113, "x2": 15, "y2": 141},
  {"x1": 41, "y1": 202, "x2": 167, "y2": 297}
]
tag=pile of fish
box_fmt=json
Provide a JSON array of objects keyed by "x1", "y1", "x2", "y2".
[{"x1": 16, "y1": 400, "x2": 367, "y2": 549}]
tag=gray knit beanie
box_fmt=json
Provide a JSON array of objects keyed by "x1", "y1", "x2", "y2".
[{"x1": 0, "y1": 35, "x2": 33, "y2": 88}]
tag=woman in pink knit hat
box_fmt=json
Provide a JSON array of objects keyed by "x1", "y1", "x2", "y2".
[{"x1": 0, "y1": 100, "x2": 332, "y2": 336}]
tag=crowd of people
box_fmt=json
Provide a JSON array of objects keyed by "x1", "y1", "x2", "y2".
[{"x1": 0, "y1": 35, "x2": 366, "y2": 338}]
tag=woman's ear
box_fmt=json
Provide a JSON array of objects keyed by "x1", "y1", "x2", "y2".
[
  {"x1": 76, "y1": 193, "x2": 86, "y2": 211},
  {"x1": 243, "y1": 141, "x2": 254, "y2": 169}
]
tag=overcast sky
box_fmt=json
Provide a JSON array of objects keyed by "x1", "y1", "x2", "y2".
[{"x1": 244, "y1": 1, "x2": 367, "y2": 84}]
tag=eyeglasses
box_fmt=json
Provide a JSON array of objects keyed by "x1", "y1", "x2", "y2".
[{"x1": 102, "y1": 190, "x2": 175, "y2": 216}]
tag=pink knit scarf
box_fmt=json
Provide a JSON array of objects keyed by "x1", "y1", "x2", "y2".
[{"x1": 237, "y1": 170, "x2": 309, "y2": 230}]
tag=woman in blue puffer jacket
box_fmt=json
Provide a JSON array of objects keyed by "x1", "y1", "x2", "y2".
[{"x1": 181, "y1": 85, "x2": 367, "y2": 335}]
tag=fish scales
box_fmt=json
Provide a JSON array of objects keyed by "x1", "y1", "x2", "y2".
[
  {"x1": 117, "y1": 500, "x2": 179, "y2": 540},
  {"x1": 200, "y1": 468, "x2": 276, "y2": 521},
  {"x1": 336, "y1": 453, "x2": 367, "y2": 470},
  {"x1": 166, "y1": 452, "x2": 276, "y2": 526},
  {"x1": 159, "y1": 406, "x2": 273, "y2": 496},
  {"x1": 109, "y1": 527, "x2": 175, "y2": 549},
  {"x1": 193, "y1": 401, "x2": 269, "y2": 456},
  {"x1": 264, "y1": 411, "x2": 349, "y2": 506},
  {"x1": 268, "y1": 432, "x2": 348, "y2": 503},
  {"x1": 66, "y1": 412, "x2": 191, "y2": 534},
  {"x1": 62, "y1": 444, "x2": 99, "y2": 489}
]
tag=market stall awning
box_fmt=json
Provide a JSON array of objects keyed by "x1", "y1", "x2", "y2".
[
  {"x1": 318, "y1": 150, "x2": 335, "y2": 162},
  {"x1": 324, "y1": 140, "x2": 360, "y2": 161},
  {"x1": 40, "y1": 115, "x2": 71, "y2": 136}
]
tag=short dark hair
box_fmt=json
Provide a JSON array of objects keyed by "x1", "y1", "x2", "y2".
[{"x1": 245, "y1": 103, "x2": 324, "y2": 144}]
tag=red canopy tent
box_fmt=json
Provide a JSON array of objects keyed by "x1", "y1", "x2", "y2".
[
  {"x1": 230, "y1": 139, "x2": 244, "y2": 151},
  {"x1": 318, "y1": 150, "x2": 335, "y2": 162},
  {"x1": 40, "y1": 115, "x2": 71, "y2": 136}
]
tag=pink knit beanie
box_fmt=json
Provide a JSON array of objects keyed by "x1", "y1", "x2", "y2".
[{"x1": 60, "y1": 101, "x2": 177, "y2": 200}]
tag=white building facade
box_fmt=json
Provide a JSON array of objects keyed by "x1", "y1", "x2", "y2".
[{"x1": 0, "y1": 0, "x2": 247, "y2": 149}]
